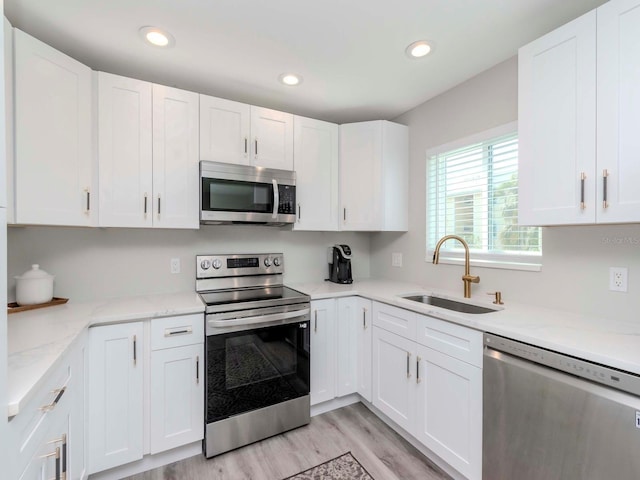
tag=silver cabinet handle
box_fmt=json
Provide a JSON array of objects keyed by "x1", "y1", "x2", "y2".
[
  {"x1": 314, "y1": 310, "x2": 318, "y2": 332},
  {"x1": 40, "y1": 447, "x2": 61, "y2": 480},
  {"x1": 406, "y1": 352, "x2": 411, "y2": 378},
  {"x1": 133, "y1": 334, "x2": 137, "y2": 365},
  {"x1": 602, "y1": 169, "x2": 609, "y2": 209},
  {"x1": 244, "y1": 137, "x2": 248, "y2": 156},
  {"x1": 157, "y1": 195, "x2": 161, "y2": 216},
  {"x1": 196, "y1": 355, "x2": 200, "y2": 384},
  {"x1": 298, "y1": 203, "x2": 301, "y2": 221},
  {"x1": 144, "y1": 194, "x2": 148, "y2": 215},
  {"x1": 363, "y1": 308, "x2": 367, "y2": 329},
  {"x1": 580, "y1": 172, "x2": 586, "y2": 210},
  {"x1": 343, "y1": 207, "x2": 346, "y2": 221},
  {"x1": 48, "y1": 434, "x2": 67, "y2": 476},
  {"x1": 164, "y1": 327, "x2": 192, "y2": 337},
  {"x1": 416, "y1": 356, "x2": 421, "y2": 383},
  {"x1": 40, "y1": 387, "x2": 66, "y2": 412},
  {"x1": 85, "y1": 188, "x2": 90, "y2": 213},
  {"x1": 254, "y1": 138, "x2": 258, "y2": 158}
]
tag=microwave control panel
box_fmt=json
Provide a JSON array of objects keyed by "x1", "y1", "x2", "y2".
[{"x1": 278, "y1": 185, "x2": 296, "y2": 214}]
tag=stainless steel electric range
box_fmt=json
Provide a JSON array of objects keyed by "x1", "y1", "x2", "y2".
[{"x1": 196, "y1": 253, "x2": 311, "y2": 458}]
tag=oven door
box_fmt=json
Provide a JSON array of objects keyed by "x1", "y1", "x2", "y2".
[{"x1": 205, "y1": 311, "x2": 310, "y2": 425}]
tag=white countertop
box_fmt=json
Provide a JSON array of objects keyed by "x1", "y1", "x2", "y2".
[
  {"x1": 290, "y1": 280, "x2": 640, "y2": 376},
  {"x1": 7, "y1": 292, "x2": 204, "y2": 417}
]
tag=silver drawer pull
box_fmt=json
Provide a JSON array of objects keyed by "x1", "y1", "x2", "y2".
[
  {"x1": 40, "y1": 387, "x2": 66, "y2": 412},
  {"x1": 406, "y1": 352, "x2": 411, "y2": 378},
  {"x1": 165, "y1": 327, "x2": 193, "y2": 337}
]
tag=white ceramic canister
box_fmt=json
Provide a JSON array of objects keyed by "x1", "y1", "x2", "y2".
[{"x1": 15, "y1": 264, "x2": 55, "y2": 306}]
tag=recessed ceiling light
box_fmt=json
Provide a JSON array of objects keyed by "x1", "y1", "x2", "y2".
[
  {"x1": 279, "y1": 73, "x2": 303, "y2": 86},
  {"x1": 406, "y1": 40, "x2": 433, "y2": 59},
  {"x1": 139, "y1": 26, "x2": 175, "y2": 48}
]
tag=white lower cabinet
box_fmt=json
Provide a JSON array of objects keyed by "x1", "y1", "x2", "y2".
[
  {"x1": 9, "y1": 333, "x2": 85, "y2": 480},
  {"x1": 88, "y1": 322, "x2": 144, "y2": 474},
  {"x1": 355, "y1": 298, "x2": 373, "y2": 402},
  {"x1": 310, "y1": 299, "x2": 336, "y2": 405},
  {"x1": 149, "y1": 343, "x2": 204, "y2": 454},
  {"x1": 88, "y1": 314, "x2": 204, "y2": 475},
  {"x1": 371, "y1": 301, "x2": 482, "y2": 480},
  {"x1": 415, "y1": 346, "x2": 482, "y2": 480}
]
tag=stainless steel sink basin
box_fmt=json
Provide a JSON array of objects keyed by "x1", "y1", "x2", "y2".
[{"x1": 401, "y1": 294, "x2": 497, "y2": 314}]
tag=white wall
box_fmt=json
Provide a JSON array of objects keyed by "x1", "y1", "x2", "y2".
[
  {"x1": 371, "y1": 56, "x2": 640, "y2": 322},
  {"x1": 7, "y1": 225, "x2": 370, "y2": 303}
]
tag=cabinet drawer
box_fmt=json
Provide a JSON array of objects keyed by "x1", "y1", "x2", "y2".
[
  {"x1": 372, "y1": 302, "x2": 416, "y2": 340},
  {"x1": 9, "y1": 354, "x2": 73, "y2": 480},
  {"x1": 415, "y1": 314, "x2": 483, "y2": 367},
  {"x1": 150, "y1": 314, "x2": 204, "y2": 350}
]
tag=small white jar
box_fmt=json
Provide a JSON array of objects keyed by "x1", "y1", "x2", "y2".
[{"x1": 15, "y1": 264, "x2": 55, "y2": 306}]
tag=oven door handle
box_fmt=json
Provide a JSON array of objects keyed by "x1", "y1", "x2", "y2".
[
  {"x1": 272, "y1": 179, "x2": 279, "y2": 219},
  {"x1": 208, "y1": 308, "x2": 310, "y2": 328}
]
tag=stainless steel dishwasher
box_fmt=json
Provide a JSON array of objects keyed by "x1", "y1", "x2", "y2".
[{"x1": 483, "y1": 333, "x2": 640, "y2": 480}]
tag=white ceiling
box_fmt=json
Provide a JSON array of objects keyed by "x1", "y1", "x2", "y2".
[{"x1": 5, "y1": 0, "x2": 607, "y2": 124}]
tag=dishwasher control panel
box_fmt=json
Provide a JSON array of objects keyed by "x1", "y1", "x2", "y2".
[{"x1": 484, "y1": 333, "x2": 640, "y2": 397}]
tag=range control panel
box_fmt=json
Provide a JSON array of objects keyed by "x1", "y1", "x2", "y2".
[{"x1": 196, "y1": 253, "x2": 284, "y2": 279}]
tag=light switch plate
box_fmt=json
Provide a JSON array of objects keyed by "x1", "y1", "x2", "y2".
[
  {"x1": 170, "y1": 258, "x2": 181, "y2": 274},
  {"x1": 392, "y1": 252, "x2": 403, "y2": 267}
]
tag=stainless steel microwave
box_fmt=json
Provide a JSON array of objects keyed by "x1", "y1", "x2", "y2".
[{"x1": 200, "y1": 161, "x2": 296, "y2": 226}]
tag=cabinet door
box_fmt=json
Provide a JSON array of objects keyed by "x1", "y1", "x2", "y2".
[
  {"x1": 336, "y1": 297, "x2": 358, "y2": 397},
  {"x1": 150, "y1": 343, "x2": 204, "y2": 454},
  {"x1": 518, "y1": 11, "x2": 596, "y2": 226},
  {"x1": 199, "y1": 95, "x2": 250, "y2": 165},
  {"x1": 88, "y1": 322, "x2": 144, "y2": 474},
  {"x1": 414, "y1": 345, "x2": 482, "y2": 480},
  {"x1": 5, "y1": 18, "x2": 13, "y2": 216},
  {"x1": 98, "y1": 72, "x2": 153, "y2": 227},
  {"x1": 340, "y1": 121, "x2": 382, "y2": 230},
  {"x1": 310, "y1": 299, "x2": 336, "y2": 405},
  {"x1": 250, "y1": 106, "x2": 293, "y2": 170},
  {"x1": 356, "y1": 298, "x2": 373, "y2": 402},
  {"x1": 152, "y1": 85, "x2": 199, "y2": 229},
  {"x1": 596, "y1": 0, "x2": 640, "y2": 223},
  {"x1": 292, "y1": 116, "x2": 339, "y2": 231},
  {"x1": 372, "y1": 327, "x2": 415, "y2": 432},
  {"x1": 14, "y1": 29, "x2": 94, "y2": 226}
]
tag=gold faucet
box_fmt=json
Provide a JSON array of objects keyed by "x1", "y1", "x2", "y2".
[{"x1": 432, "y1": 235, "x2": 480, "y2": 298}]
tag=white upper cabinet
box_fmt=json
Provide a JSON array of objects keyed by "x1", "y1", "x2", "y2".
[
  {"x1": 250, "y1": 106, "x2": 293, "y2": 170},
  {"x1": 340, "y1": 120, "x2": 408, "y2": 231},
  {"x1": 596, "y1": 0, "x2": 640, "y2": 223},
  {"x1": 199, "y1": 95, "x2": 251, "y2": 165},
  {"x1": 98, "y1": 72, "x2": 153, "y2": 228},
  {"x1": 13, "y1": 29, "x2": 94, "y2": 226},
  {"x1": 293, "y1": 115, "x2": 339, "y2": 231},
  {"x1": 200, "y1": 95, "x2": 293, "y2": 170},
  {"x1": 3, "y1": 18, "x2": 11, "y2": 214},
  {"x1": 98, "y1": 73, "x2": 199, "y2": 228},
  {"x1": 152, "y1": 84, "x2": 199, "y2": 229},
  {"x1": 519, "y1": 0, "x2": 640, "y2": 226}
]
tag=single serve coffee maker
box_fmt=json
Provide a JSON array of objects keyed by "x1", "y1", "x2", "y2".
[{"x1": 327, "y1": 244, "x2": 353, "y2": 284}]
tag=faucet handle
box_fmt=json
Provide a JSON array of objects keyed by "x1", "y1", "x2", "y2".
[{"x1": 487, "y1": 291, "x2": 504, "y2": 305}]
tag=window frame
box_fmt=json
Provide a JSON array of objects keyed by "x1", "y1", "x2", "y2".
[{"x1": 425, "y1": 121, "x2": 542, "y2": 272}]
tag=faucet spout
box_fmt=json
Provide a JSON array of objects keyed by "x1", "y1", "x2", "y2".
[{"x1": 432, "y1": 235, "x2": 480, "y2": 298}]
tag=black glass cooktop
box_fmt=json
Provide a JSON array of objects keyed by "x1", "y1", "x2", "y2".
[{"x1": 199, "y1": 286, "x2": 309, "y2": 314}]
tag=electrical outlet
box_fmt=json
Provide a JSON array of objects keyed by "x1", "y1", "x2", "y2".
[
  {"x1": 392, "y1": 252, "x2": 403, "y2": 267},
  {"x1": 170, "y1": 258, "x2": 181, "y2": 274},
  {"x1": 609, "y1": 267, "x2": 628, "y2": 292}
]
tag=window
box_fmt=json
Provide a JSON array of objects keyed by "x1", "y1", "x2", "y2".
[{"x1": 427, "y1": 123, "x2": 541, "y2": 270}]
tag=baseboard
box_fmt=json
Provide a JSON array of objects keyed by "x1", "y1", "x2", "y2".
[
  {"x1": 310, "y1": 393, "x2": 361, "y2": 417},
  {"x1": 88, "y1": 441, "x2": 202, "y2": 480}
]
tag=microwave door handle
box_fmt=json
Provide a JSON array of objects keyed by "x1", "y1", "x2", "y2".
[{"x1": 272, "y1": 179, "x2": 279, "y2": 219}]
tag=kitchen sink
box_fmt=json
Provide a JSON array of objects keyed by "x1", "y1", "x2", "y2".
[{"x1": 400, "y1": 294, "x2": 497, "y2": 314}]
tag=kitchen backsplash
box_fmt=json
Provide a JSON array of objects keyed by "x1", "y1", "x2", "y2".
[{"x1": 7, "y1": 225, "x2": 371, "y2": 303}]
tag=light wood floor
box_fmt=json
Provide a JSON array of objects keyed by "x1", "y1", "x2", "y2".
[{"x1": 125, "y1": 403, "x2": 451, "y2": 480}]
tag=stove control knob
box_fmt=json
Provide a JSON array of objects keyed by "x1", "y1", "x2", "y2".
[
  {"x1": 264, "y1": 258, "x2": 272, "y2": 267},
  {"x1": 273, "y1": 257, "x2": 281, "y2": 267},
  {"x1": 212, "y1": 259, "x2": 223, "y2": 270},
  {"x1": 200, "y1": 259, "x2": 211, "y2": 270}
]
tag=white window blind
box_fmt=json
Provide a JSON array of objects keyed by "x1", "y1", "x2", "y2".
[{"x1": 427, "y1": 129, "x2": 541, "y2": 270}]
